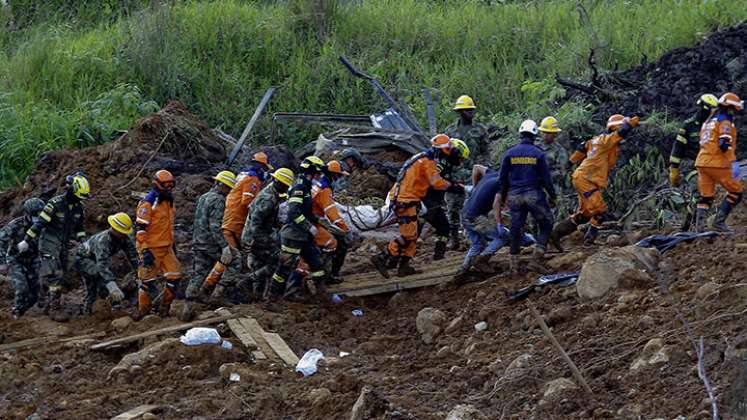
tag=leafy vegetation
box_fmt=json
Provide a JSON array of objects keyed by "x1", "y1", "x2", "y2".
[{"x1": 1, "y1": 0, "x2": 747, "y2": 189}]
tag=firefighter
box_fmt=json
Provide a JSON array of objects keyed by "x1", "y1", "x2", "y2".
[
  {"x1": 669, "y1": 94, "x2": 719, "y2": 230},
  {"x1": 238, "y1": 168, "x2": 295, "y2": 300},
  {"x1": 497, "y1": 120, "x2": 556, "y2": 273},
  {"x1": 218, "y1": 152, "x2": 273, "y2": 299},
  {"x1": 135, "y1": 169, "x2": 181, "y2": 319},
  {"x1": 312, "y1": 160, "x2": 353, "y2": 283},
  {"x1": 180, "y1": 170, "x2": 236, "y2": 321},
  {"x1": 268, "y1": 156, "x2": 328, "y2": 300},
  {"x1": 370, "y1": 134, "x2": 457, "y2": 278},
  {"x1": 0, "y1": 198, "x2": 45, "y2": 318},
  {"x1": 550, "y1": 114, "x2": 639, "y2": 249},
  {"x1": 420, "y1": 138, "x2": 470, "y2": 261},
  {"x1": 20, "y1": 173, "x2": 89, "y2": 322},
  {"x1": 694, "y1": 92, "x2": 744, "y2": 232},
  {"x1": 444, "y1": 95, "x2": 490, "y2": 250},
  {"x1": 73, "y1": 213, "x2": 138, "y2": 315}
]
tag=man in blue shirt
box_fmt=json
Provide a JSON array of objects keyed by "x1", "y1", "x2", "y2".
[{"x1": 498, "y1": 120, "x2": 556, "y2": 274}]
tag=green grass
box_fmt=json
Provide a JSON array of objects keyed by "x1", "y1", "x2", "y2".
[{"x1": 1, "y1": 0, "x2": 746, "y2": 189}]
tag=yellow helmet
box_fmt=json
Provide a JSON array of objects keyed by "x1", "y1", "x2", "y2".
[
  {"x1": 68, "y1": 174, "x2": 91, "y2": 200},
  {"x1": 453, "y1": 95, "x2": 476, "y2": 111},
  {"x1": 108, "y1": 212, "x2": 133, "y2": 235},
  {"x1": 300, "y1": 155, "x2": 325, "y2": 172},
  {"x1": 271, "y1": 168, "x2": 295, "y2": 187},
  {"x1": 697, "y1": 94, "x2": 718, "y2": 110},
  {"x1": 539, "y1": 116, "x2": 562, "y2": 133},
  {"x1": 450, "y1": 138, "x2": 470, "y2": 159},
  {"x1": 213, "y1": 170, "x2": 237, "y2": 189}
]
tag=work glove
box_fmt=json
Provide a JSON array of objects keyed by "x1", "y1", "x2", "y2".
[
  {"x1": 0, "y1": 264, "x2": 8, "y2": 276},
  {"x1": 140, "y1": 248, "x2": 155, "y2": 267},
  {"x1": 447, "y1": 183, "x2": 465, "y2": 194},
  {"x1": 105, "y1": 281, "x2": 124, "y2": 302},
  {"x1": 16, "y1": 240, "x2": 29, "y2": 254},
  {"x1": 309, "y1": 224, "x2": 319, "y2": 237},
  {"x1": 668, "y1": 167, "x2": 680, "y2": 187},
  {"x1": 625, "y1": 116, "x2": 640, "y2": 128},
  {"x1": 732, "y1": 161, "x2": 741, "y2": 180},
  {"x1": 220, "y1": 246, "x2": 235, "y2": 265}
]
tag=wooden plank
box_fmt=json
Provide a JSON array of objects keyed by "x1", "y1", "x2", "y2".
[
  {"x1": 239, "y1": 318, "x2": 279, "y2": 362},
  {"x1": 214, "y1": 309, "x2": 266, "y2": 360},
  {"x1": 336, "y1": 256, "x2": 463, "y2": 289},
  {"x1": 90, "y1": 314, "x2": 235, "y2": 351},
  {"x1": 261, "y1": 331, "x2": 299, "y2": 367},
  {"x1": 226, "y1": 87, "x2": 277, "y2": 166},
  {"x1": 111, "y1": 404, "x2": 160, "y2": 420},
  {"x1": 335, "y1": 272, "x2": 456, "y2": 297},
  {"x1": 0, "y1": 331, "x2": 106, "y2": 353}
]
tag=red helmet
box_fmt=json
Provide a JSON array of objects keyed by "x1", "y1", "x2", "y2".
[{"x1": 153, "y1": 169, "x2": 175, "y2": 191}]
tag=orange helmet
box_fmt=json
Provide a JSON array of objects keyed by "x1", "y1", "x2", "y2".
[
  {"x1": 718, "y1": 92, "x2": 744, "y2": 111},
  {"x1": 326, "y1": 160, "x2": 349, "y2": 176},
  {"x1": 153, "y1": 169, "x2": 175, "y2": 191},
  {"x1": 430, "y1": 134, "x2": 452, "y2": 155},
  {"x1": 606, "y1": 114, "x2": 626, "y2": 129},
  {"x1": 252, "y1": 152, "x2": 274, "y2": 170}
]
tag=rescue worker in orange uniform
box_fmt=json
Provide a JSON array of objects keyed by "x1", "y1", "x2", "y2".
[
  {"x1": 370, "y1": 134, "x2": 458, "y2": 278},
  {"x1": 312, "y1": 160, "x2": 353, "y2": 284},
  {"x1": 135, "y1": 169, "x2": 181, "y2": 318},
  {"x1": 549, "y1": 114, "x2": 639, "y2": 248},
  {"x1": 215, "y1": 152, "x2": 273, "y2": 301},
  {"x1": 694, "y1": 92, "x2": 744, "y2": 232}
]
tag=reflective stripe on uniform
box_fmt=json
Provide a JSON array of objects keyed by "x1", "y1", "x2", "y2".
[
  {"x1": 293, "y1": 215, "x2": 306, "y2": 224},
  {"x1": 669, "y1": 156, "x2": 681, "y2": 164},
  {"x1": 289, "y1": 197, "x2": 304, "y2": 204},
  {"x1": 136, "y1": 218, "x2": 150, "y2": 225},
  {"x1": 272, "y1": 273, "x2": 286, "y2": 283},
  {"x1": 323, "y1": 204, "x2": 336, "y2": 212},
  {"x1": 281, "y1": 244, "x2": 301, "y2": 254},
  {"x1": 676, "y1": 134, "x2": 687, "y2": 144},
  {"x1": 76, "y1": 231, "x2": 86, "y2": 238},
  {"x1": 26, "y1": 229, "x2": 37, "y2": 238},
  {"x1": 333, "y1": 219, "x2": 345, "y2": 226},
  {"x1": 242, "y1": 192, "x2": 255, "y2": 197},
  {"x1": 311, "y1": 270, "x2": 325, "y2": 278},
  {"x1": 40, "y1": 211, "x2": 52, "y2": 222}
]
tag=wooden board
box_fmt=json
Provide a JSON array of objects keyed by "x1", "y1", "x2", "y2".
[
  {"x1": 215, "y1": 309, "x2": 267, "y2": 361},
  {"x1": 111, "y1": 404, "x2": 160, "y2": 420},
  {"x1": 239, "y1": 318, "x2": 279, "y2": 363},
  {"x1": 90, "y1": 314, "x2": 235, "y2": 351},
  {"x1": 0, "y1": 331, "x2": 105, "y2": 353},
  {"x1": 261, "y1": 331, "x2": 299, "y2": 366},
  {"x1": 334, "y1": 255, "x2": 463, "y2": 290},
  {"x1": 332, "y1": 272, "x2": 456, "y2": 297}
]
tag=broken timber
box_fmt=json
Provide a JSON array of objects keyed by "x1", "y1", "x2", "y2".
[
  {"x1": 216, "y1": 309, "x2": 299, "y2": 367},
  {"x1": 111, "y1": 404, "x2": 160, "y2": 420},
  {"x1": 0, "y1": 331, "x2": 106, "y2": 352},
  {"x1": 328, "y1": 255, "x2": 462, "y2": 297},
  {"x1": 89, "y1": 313, "x2": 236, "y2": 351}
]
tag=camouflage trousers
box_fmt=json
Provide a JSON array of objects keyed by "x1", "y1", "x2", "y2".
[
  {"x1": 185, "y1": 248, "x2": 220, "y2": 300},
  {"x1": 445, "y1": 190, "x2": 465, "y2": 230},
  {"x1": 11, "y1": 260, "x2": 40, "y2": 313},
  {"x1": 74, "y1": 256, "x2": 113, "y2": 313},
  {"x1": 246, "y1": 245, "x2": 280, "y2": 294}
]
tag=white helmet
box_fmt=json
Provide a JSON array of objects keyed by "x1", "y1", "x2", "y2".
[{"x1": 519, "y1": 119, "x2": 538, "y2": 136}]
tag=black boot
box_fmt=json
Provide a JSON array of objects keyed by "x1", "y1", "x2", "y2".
[
  {"x1": 711, "y1": 201, "x2": 734, "y2": 233},
  {"x1": 695, "y1": 208, "x2": 708, "y2": 233},
  {"x1": 370, "y1": 252, "x2": 391, "y2": 279},
  {"x1": 447, "y1": 228, "x2": 461, "y2": 251},
  {"x1": 549, "y1": 219, "x2": 576, "y2": 252},
  {"x1": 583, "y1": 226, "x2": 598, "y2": 246},
  {"x1": 397, "y1": 257, "x2": 419, "y2": 277},
  {"x1": 433, "y1": 241, "x2": 447, "y2": 261}
]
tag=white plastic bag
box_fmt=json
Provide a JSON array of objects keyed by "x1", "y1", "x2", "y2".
[
  {"x1": 295, "y1": 348, "x2": 325, "y2": 377},
  {"x1": 180, "y1": 327, "x2": 222, "y2": 346}
]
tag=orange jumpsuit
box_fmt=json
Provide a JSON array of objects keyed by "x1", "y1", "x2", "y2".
[
  {"x1": 135, "y1": 189, "x2": 181, "y2": 309},
  {"x1": 387, "y1": 151, "x2": 450, "y2": 258},
  {"x1": 312, "y1": 177, "x2": 350, "y2": 252},
  {"x1": 221, "y1": 168, "x2": 265, "y2": 247},
  {"x1": 695, "y1": 112, "x2": 742, "y2": 208},
  {"x1": 569, "y1": 130, "x2": 624, "y2": 227}
]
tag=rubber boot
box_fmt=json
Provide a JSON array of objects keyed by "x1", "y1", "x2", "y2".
[
  {"x1": 508, "y1": 254, "x2": 520, "y2": 275},
  {"x1": 179, "y1": 300, "x2": 195, "y2": 322},
  {"x1": 527, "y1": 246, "x2": 550, "y2": 274},
  {"x1": 549, "y1": 219, "x2": 576, "y2": 252},
  {"x1": 433, "y1": 241, "x2": 447, "y2": 261},
  {"x1": 695, "y1": 208, "x2": 708, "y2": 233},
  {"x1": 471, "y1": 254, "x2": 493, "y2": 274},
  {"x1": 370, "y1": 252, "x2": 391, "y2": 279},
  {"x1": 447, "y1": 228, "x2": 461, "y2": 251},
  {"x1": 208, "y1": 284, "x2": 229, "y2": 307},
  {"x1": 135, "y1": 288, "x2": 152, "y2": 321},
  {"x1": 158, "y1": 283, "x2": 176, "y2": 318},
  {"x1": 386, "y1": 255, "x2": 400, "y2": 270},
  {"x1": 711, "y1": 201, "x2": 734, "y2": 233},
  {"x1": 583, "y1": 226, "x2": 599, "y2": 246},
  {"x1": 397, "y1": 257, "x2": 419, "y2": 277},
  {"x1": 48, "y1": 290, "x2": 70, "y2": 323}
]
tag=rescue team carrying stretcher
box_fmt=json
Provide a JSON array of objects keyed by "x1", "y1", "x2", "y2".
[{"x1": 0, "y1": 93, "x2": 743, "y2": 323}]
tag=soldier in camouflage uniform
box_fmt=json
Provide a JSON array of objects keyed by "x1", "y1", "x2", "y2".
[
  {"x1": 0, "y1": 198, "x2": 45, "y2": 319},
  {"x1": 538, "y1": 117, "x2": 570, "y2": 214},
  {"x1": 19, "y1": 173, "x2": 90, "y2": 322},
  {"x1": 180, "y1": 171, "x2": 236, "y2": 320},
  {"x1": 443, "y1": 95, "x2": 490, "y2": 250},
  {"x1": 238, "y1": 168, "x2": 294, "y2": 300},
  {"x1": 73, "y1": 213, "x2": 137, "y2": 315}
]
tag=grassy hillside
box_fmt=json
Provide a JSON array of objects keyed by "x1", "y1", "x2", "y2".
[{"x1": 1, "y1": 0, "x2": 746, "y2": 188}]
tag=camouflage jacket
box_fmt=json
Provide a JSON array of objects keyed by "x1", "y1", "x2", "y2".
[
  {"x1": 540, "y1": 141, "x2": 570, "y2": 183},
  {"x1": 243, "y1": 182, "x2": 283, "y2": 248},
  {"x1": 75, "y1": 229, "x2": 138, "y2": 284},
  {"x1": 192, "y1": 187, "x2": 229, "y2": 252},
  {"x1": 444, "y1": 120, "x2": 490, "y2": 181},
  {"x1": 25, "y1": 193, "x2": 85, "y2": 251},
  {"x1": 0, "y1": 217, "x2": 37, "y2": 265}
]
